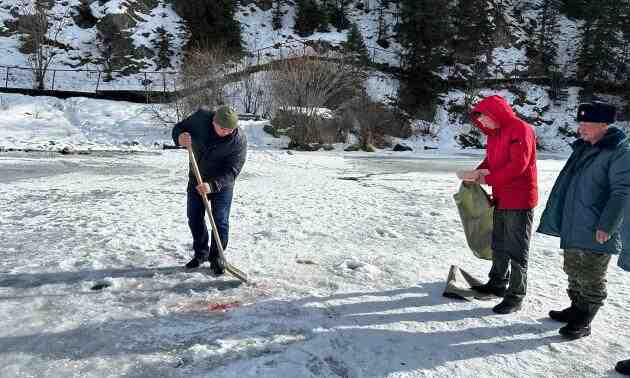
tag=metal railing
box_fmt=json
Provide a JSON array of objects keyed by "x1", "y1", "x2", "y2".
[
  {"x1": 1, "y1": 38, "x2": 403, "y2": 96},
  {"x1": 0, "y1": 65, "x2": 178, "y2": 93}
]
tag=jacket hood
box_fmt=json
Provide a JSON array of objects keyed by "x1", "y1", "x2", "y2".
[
  {"x1": 572, "y1": 126, "x2": 628, "y2": 150},
  {"x1": 470, "y1": 96, "x2": 517, "y2": 136}
]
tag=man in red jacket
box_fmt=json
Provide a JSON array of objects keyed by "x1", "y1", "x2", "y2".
[{"x1": 459, "y1": 95, "x2": 538, "y2": 314}]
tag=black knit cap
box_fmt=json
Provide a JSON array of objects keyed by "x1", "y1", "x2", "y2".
[{"x1": 577, "y1": 102, "x2": 617, "y2": 124}]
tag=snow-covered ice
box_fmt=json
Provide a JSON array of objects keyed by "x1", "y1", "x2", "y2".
[{"x1": 0, "y1": 96, "x2": 629, "y2": 377}]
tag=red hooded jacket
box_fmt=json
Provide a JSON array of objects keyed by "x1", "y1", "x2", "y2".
[{"x1": 471, "y1": 96, "x2": 538, "y2": 209}]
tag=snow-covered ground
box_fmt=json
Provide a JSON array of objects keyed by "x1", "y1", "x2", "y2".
[{"x1": 1, "y1": 96, "x2": 630, "y2": 377}]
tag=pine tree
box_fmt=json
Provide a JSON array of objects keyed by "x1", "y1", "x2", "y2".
[
  {"x1": 272, "y1": 0, "x2": 283, "y2": 31},
  {"x1": 620, "y1": 0, "x2": 630, "y2": 79},
  {"x1": 577, "y1": 0, "x2": 624, "y2": 81},
  {"x1": 294, "y1": 0, "x2": 323, "y2": 37},
  {"x1": 528, "y1": 0, "x2": 562, "y2": 74},
  {"x1": 376, "y1": 0, "x2": 389, "y2": 47},
  {"x1": 153, "y1": 27, "x2": 174, "y2": 70},
  {"x1": 398, "y1": 0, "x2": 455, "y2": 107},
  {"x1": 173, "y1": 0, "x2": 242, "y2": 52},
  {"x1": 318, "y1": 0, "x2": 331, "y2": 32},
  {"x1": 329, "y1": 0, "x2": 351, "y2": 31},
  {"x1": 561, "y1": 0, "x2": 589, "y2": 19},
  {"x1": 452, "y1": 0, "x2": 495, "y2": 61},
  {"x1": 345, "y1": 23, "x2": 370, "y2": 64}
]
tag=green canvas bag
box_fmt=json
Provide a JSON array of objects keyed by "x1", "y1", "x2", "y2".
[{"x1": 453, "y1": 182, "x2": 494, "y2": 260}]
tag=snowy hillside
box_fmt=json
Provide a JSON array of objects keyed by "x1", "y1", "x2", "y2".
[
  {"x1": 0, "y1": 0, "x2": 186, "y2": 69},
  {"x1": 0, "y1": 1, "x2": 627, "y2": 152}
]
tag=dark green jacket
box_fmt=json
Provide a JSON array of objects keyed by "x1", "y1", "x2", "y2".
[
  {"x1": 538, "y1": 127, "x2": 630, "y2": 254},
  {"x1": 172, "y1": 109, "x2": 247, "y2": 192}
]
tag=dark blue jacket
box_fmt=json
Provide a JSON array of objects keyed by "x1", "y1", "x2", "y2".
[
  {"x1": 538, "y1": 127, "x2": 630, "y2": 255},
  {"x1": 172, "y1": 109, "x2": 247, "y2": 192}
]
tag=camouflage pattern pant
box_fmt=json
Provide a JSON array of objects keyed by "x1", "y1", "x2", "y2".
[{"x1": 563, "y1": 249, "x2": 612, "y2": 307}]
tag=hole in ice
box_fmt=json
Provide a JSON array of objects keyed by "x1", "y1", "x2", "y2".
[{"x1": 91, "y1": 281, "x2": 112, "y2": 291}]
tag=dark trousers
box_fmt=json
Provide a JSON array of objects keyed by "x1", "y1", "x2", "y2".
[
  {"x1": 187, "y1": 183, "x2": 233, "y2": 260},
  {"x1": 489, "y1": 208, "x2": 534, "y2": 303}
]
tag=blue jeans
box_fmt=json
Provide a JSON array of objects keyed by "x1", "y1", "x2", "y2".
[{"x1": 187, "y1": 183, "x2": 233, "y2": 260}]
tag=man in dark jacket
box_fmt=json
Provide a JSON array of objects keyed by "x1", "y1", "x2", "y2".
[
  {"x1": 458, "y1": 95, "x2": 538, "y2": 314},
  {"x1": 172, "y1": 106, "x2": 247, "y2": 274},
  {"x1": 538, "y1": 101, "x2": 630, "y2": 339}
]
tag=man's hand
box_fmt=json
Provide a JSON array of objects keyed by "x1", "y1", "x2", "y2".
[
  {"x1": 196, "y1": 182, "x2": 212, "y2": 195},
  {"x1": 457, "y1": 170, "x2": 481, "y2": 182},
  {"x1": 456, "y1": 169, "x2": 490, "y2": 183},
  {"x1": 178, "y1": 132, "x2": 192, "y2": 148},
  {"x1": 477, "y1": 169, "x2": 490, "y2": 185},
  {"x1": 596, "y1": 230, "x2": 610, "y2": 244}
]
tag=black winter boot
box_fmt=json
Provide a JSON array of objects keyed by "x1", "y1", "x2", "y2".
[
  {"x1": 552, "y1": 289, "x2": 580, "y2": 322},
  {"x1": 492, "y1": 299, "x2": 522, "y2": 314},
  {"x1": 549, "y1": 305, "x2": 576, "y2": 323},
  {"x1": 615, "y1": 359, "x2": 630, "y2": 375},
  {"x1": 185, "y1": 256, "x2": 204, "y2": 269},
  {"x1": 210, "y1": 255, "x2": 226, "y2": 275},
  {"x1": 472, "y1": 282, "x2": 507, "y2": 297},
  {"x1": 559, "y1": 305, "x2": 599, "y2": 340},
  {"x1": 186, "y1": 250, "x2": 210, "y2": 269}
]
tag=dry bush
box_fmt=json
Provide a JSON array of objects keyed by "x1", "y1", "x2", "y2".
[
  {"x1": 152, "y1": 44, "x2": 235, "y2": 126},
  {"x1": 270, "y1": 52, "x2": 366, "y2": 146},
  {"x1": 237, "y1": 59, "x2": 274, "y2": 118},
  {"x1": 336, "y1": 94, "x2": 411, "y2": 148}
]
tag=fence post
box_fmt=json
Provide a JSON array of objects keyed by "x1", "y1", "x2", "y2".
[
  {"x1": 51, "y1": 70, "x2": 56, "y2": 90},
  {"x1": 5, "y1": 67, "x2": 9, "y2": 88},
  {"x1": 144, "y1": 72, "x2": 149, "y2": 103},
  {"x1": 95, "y1": 70, "x2": 101, "y2": 92}
]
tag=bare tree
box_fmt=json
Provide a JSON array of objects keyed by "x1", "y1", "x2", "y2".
[
  {"x1": 151, "y1": 44, "x2": 234, "y2": 126},
  {"x1": 270, "y1": 51, "x2": 365, "y2": 145},
  {"x1": 17, "y1": 0, "x2": 70, "y2": 90},
  {"x1": 237, "y1": 55, "x2": 266, "y2": 115}
]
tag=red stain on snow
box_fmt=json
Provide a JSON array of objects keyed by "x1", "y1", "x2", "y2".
[{"x1": 207, "y1": 301, "x2": 241, "y2": 312}]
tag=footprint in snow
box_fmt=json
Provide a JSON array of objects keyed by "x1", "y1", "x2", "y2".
[{"x1": 375, "y1": 228, "x2": 401, "y2": 238}]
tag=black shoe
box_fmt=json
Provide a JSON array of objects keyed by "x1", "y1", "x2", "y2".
[
  {"x1": 472, "y1": 282, "x2": 507, "y2": 297},
  {"x1": 185, "y1": 256, "x2": 204, "y2": 269},
  {"x1": 549, "y1": 305, "x2": 576, "y2": 323},
  {"x1": 492, "y1": 300, "x2": 522, "y2": 314},
  {"x1": 559, "y1": 306, "x2": 599, "y2": 340},
  {"x1": 616, "y1": 359, "x2": 630, "y2": 375},
  {"x1": 559, "y1": 323, "x2": 591, "y2": 339},
  {"x1": 210, "y1": 256, "x2": 226, "y2": 275}
]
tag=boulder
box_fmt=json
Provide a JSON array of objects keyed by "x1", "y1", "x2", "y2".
[
  {"x1": 393, "y1": 143, "x2": 413, "y2": 152},
  {"x1": 60, "y1": 146, "x2": 77, "y2": 155}
]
